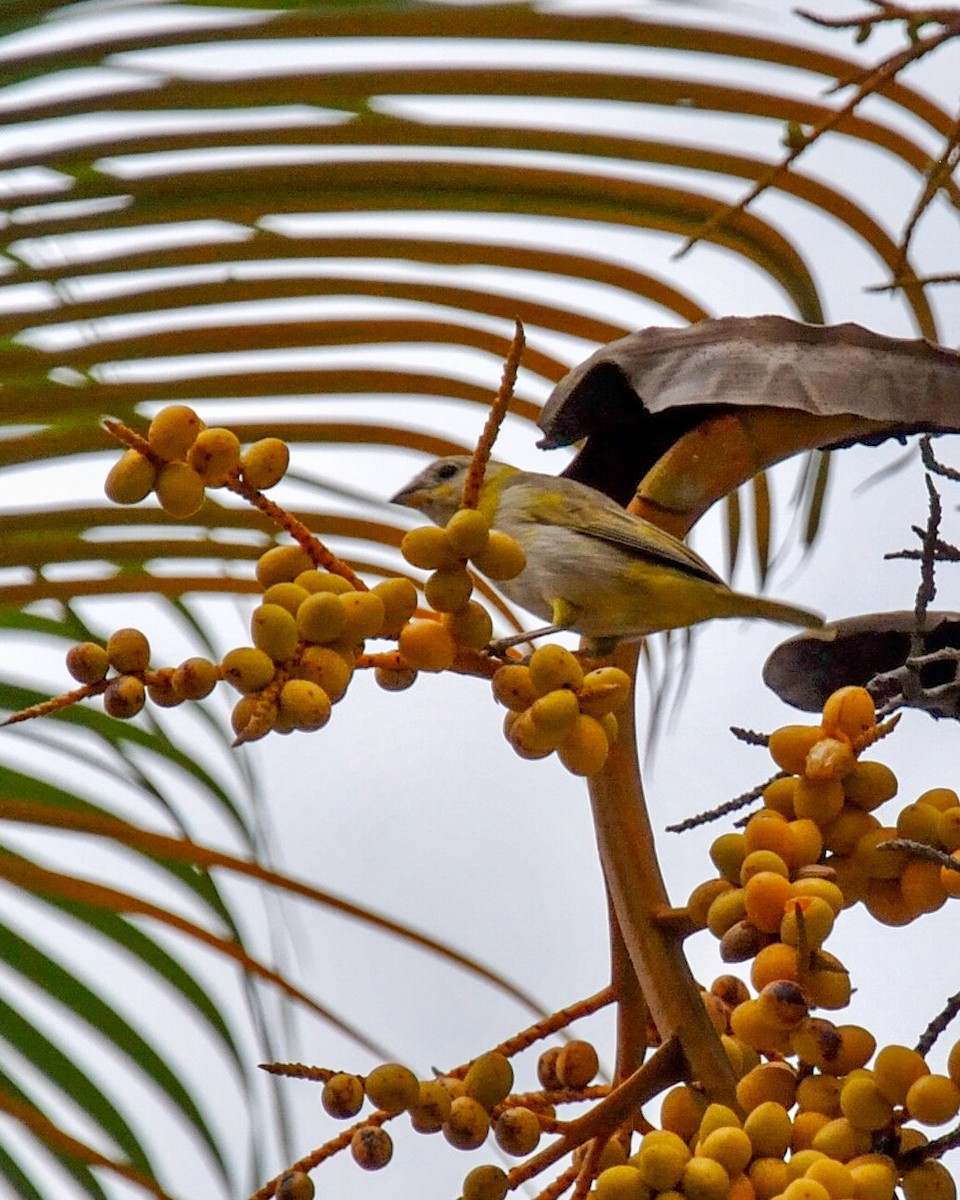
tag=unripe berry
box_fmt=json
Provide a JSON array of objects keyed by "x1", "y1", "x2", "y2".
[
  {"x1": 398, "y1": 620, "x2": 455, "y2": 672},
  {"x1": 528, "y1": 644, "x2": 583, "y2": 694},
  {"x1": 409, "y1": 1080, "x2": 452, "y2": 1133},
  {"x1": 261, "y1": 582, "x2": 309, "y2": 616},
  {"x1": 241, "y1": 437, "x2": 289, "y2": 489},
  {"x1": 278, "y1": 680, "x2": 331, "y2": 731},
  {"x1": 256, "y1": 545, "x2": 314, "y2": 588},
  {"x1": 372, "y1": 577, "x2": 419, "y2": 637},
  {"x1": 424, "y1": 565, "x2": 473, "y2": 612},
  {"x1": 902, "y1": 1161, "x2": 957, "y2": 1200},
  {"x1": 821, "y1": 686, "x2": 876, "y2": 742},
  {"x1": 66, "y1": 641, "x2": 110, "y2": 684},
  {"x1": 905, "y1": 1073, "x2": 960, "y2": 1125},
  {"x1": 338, "y1": 590, "x2": 386, "y2": 642},
  {"x1": 557, "y1": 712, "x2": 609, "y2": 776},
  {"x1": 594, "y1": 1164, "x2": 647, "y2": 1200},
  {"x1": 374, "y1": 664, "x2": 418, "y2": 692},
  {"x1": 251, "y1": 603, "x2": 299, "y2": 662},
  {"x1": 442, "y1": 600, "x2": 494, "y2": 649},
  {"x1": 769, "y1": 725, "x2": 822, "y2": 774},
  {"x1": 445, "y1": 508, "x2": 490, "y2": 557},
  {"x1": 401, "y1": 525, "x2": 460, "y2": 570},
  {"x1": 295, "y1": 569, "x2": 354, "y2": 595},
  {"x1": 104, "y1": 449, "x2": 157, "y2": 504},
  {"x1": 843, "y1": 761, "x2": 898, "y2": 811},
  {"x1": 220, "y1": 647, "x2": 275, "y2": 694},
  {"x1": 536, "y1": 1047, "x2": 562, "y2": 1090},
  {"x1": 577, "y1": 667, "x2": 632, "y2": 716},
  {"x1": 297, "y1": 592, "x2": 347, "y2": 644},
  {"x1": 872, "y1": 1044, "x2": 929, "y2": 1105},
  {"x1": 492, "y1": 664, "x2": 538, "y2": 711}
]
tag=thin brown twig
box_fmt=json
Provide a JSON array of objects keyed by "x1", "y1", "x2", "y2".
[
  {"x1": 665, "y1": 771, "x2": 787, "y2": 833},
  {"x1": 916, "y1": 988, "x2": 960, "y2": 1058}
]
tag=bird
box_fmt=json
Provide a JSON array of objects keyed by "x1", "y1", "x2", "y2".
[{"x1": 392, "y1": 455, "x2": 823, "y2": 653}]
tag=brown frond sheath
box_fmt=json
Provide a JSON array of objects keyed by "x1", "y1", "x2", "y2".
[
  {"x1": 1, "y1": 681, "x2": 107, "y2": 726},
  {"x1": 462, "y1": 318, "x2": 525, "y2": 509}
]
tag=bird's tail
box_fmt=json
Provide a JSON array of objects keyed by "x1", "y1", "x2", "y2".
[{"x1": 726, "y1": 591, "x2": 824, "y2": 629}]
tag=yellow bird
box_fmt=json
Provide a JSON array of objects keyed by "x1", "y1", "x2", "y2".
[{"x1": 392, "y1": 456, "x2": 823, "y2": 652}]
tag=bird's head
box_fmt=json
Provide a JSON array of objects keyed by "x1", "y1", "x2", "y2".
[{"x1": 391, "y1": 455, "x2": 514, "y2": 526}]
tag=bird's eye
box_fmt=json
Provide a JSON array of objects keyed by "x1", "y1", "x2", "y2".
[{"x1": 434, "y1": 462, "x2": 460, "y2": 481}]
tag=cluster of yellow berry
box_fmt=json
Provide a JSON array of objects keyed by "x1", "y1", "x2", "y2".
[
  {"x1": 104, "y1": 402, "x2": 289, "y2": 516},
  {"x1": 278, "y1": 1040, "x2": 601, "y2": 1200},
  {"x1": 592, "y1": 1022, "x2": 960, "y2": 1200},
  {"x1": 395, "y1": 507, "x2": 524, "y2": 670},
  {"x1": 491, "y1": 644, "x2": 632, "y2": 776}
]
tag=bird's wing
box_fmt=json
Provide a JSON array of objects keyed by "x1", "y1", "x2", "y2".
[{"x1": 521, "y1": 481, "x2": 726, "y2": 586}]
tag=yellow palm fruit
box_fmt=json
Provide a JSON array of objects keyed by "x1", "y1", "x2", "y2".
[
  {"x1": 594, "y1": 1165, "x2": 647, "y2": 1200},
  {"x1": 872, "y1": 1044, "x2": 930, "y2": 1105},
  {"x1": 445, "y1": 507, "x2": 491, "y2": 558},
  {"x1": 750, "y1": 940, "x2": 799, "y2": 989},
  {"x1": 470, "y1": 529, "x2": 525, "y2": 580},
  {"x1": 840, "y1": 1076, "x2": 894, "y2": 1132},
  {"x1": 350, "y1": 1126, "x2": 393, "y2": 1170},
  {"x1": 901, "y1": 1161, "x2": 957, "y2": 1200},
  {"x1": 251, "y1": 603, "x2": 299, "y2": 662},
  {"x1": 736, "y1": 1062, "x2": 798, "y2": 1111},
  {"x1": 103, "y1": 675, "x2": 146, "y2": 719},
  {"x1": 698, "y1": 1103, "x2": 742, "y2": 1138},
  {"x1": 262, "y1": 582, "x2": 309, "y2": 615},
  {"x1": 148, "y1": 404, "x2": 204, "y2": 460},
  {"x1": 230, "y1": 694, "x2": 275, "y2": 741},
  {"x1": 577, "y1": 666, "x2": 632, "y2": 716},
  {"x1": 896, "y1": 802, "x2": 943, "y2": 846},
  {"x1": 297, "y1": 645, "x2": 353, "y2": 702},
  {"x1": 711, "y1": 832, "x2": 748, "y2": 884},
  {"x1": 789, "y1": 819, "x2": 826, "y2": 869},
  {"x1": 796, "y1": 1073, "x2": 842, "y2": 1116},
  {"x1": 529, "y1": 688, "x2": 581, "y2": 739},
  {"x1": 918, "y1": 787, "x2": 960, "y2": 812},
  {"x1": 147, "y1": 672, "x2": 179, "y2": 708},
  {"x1": 491, "y1": 663, "x2": 537, "y2": 711},
  {"x1": 660, "y1": 1086, "x2": 709, "y2": 1141},
  {"x1": 372, "y1": 577, "x2": 419, "y2": 637},
  {"x1": 220, "y1": 646, "x2": 276, "y2": 693},
  {"x1": 374, "y1": 664, "x2": 418, "y2": 692},
  {"x1": 296, "y1": 592, "x2": 347, "y2": 644},
  {"x1": 785, "y1": 1179, "x2": 831, "y2": 1200},
  {"x1": 464, "y1": 1052, "x2": 513, "y2": 1110},
  {"x1": 409, "y1": 1079, "x2": 453, "y2": 1134},
  {"x1": 810, "y1": 1117, "x2": 870, "y2": 1161},
  {"x1": 938, "y1": 806, "x2": 960, "y2": 851},
  {"x1": 401, "y1": 524, "x2": 460, "y2": 570},
  {"x1": 756, "y1": 980, "x2": 808, "y2": 1032},
  {"x1": 805, "y1": 952, "x2": 852, "y2": 1010},
  {"x1": 557, "y1": 712, "x2": 610, "y2": 776},
  {"x1": 846, "y1": 1155, "x2": 896, "y2": 1200},
  {"x1": 805, "y1": 738, "x2": 856, "y2": 783},
  {"x1": 493, "y1": 1107, "x2": 541, "y2": 1156},
  {"x1": 769, "y1": 725, "x2": 823, "y2": 774},
  {"x1": 257, "y1": 544, "x2": 314, "y2": 587},
  {"x1": 399, "y1": 620, "x2": 455, "y2": 672},
  {"x1": 107, "y1": 627, "x2": 150, "y2": 674},
  {"x1": 442, "y1": 1096, "x2": 490, "y2": 1150},
  {"x1": 171, "y1": 658, "x2": 219, "y2": 702},
  {"x1": 740, "y1": 848, "x2": 790, "y2": 883},
  {"x1": 105, "y1": 449, "x2": 157, "y2": 504},
  {"x1": 781, "y1": 895, "x2": 835, "y2": 948},
  {"x1": 843, "y1": 762, "x2": 898, "y2": 811},
  {"x1": 66, "y1": 641, "x2": 110, "y2": 684},
  {"x1": 687, "y1": 879, "x2": 734, "y2": 929},
  {"x1": 503, "y1": 711, "x2": 553, "y2": 759},
  {"x1": 633, "y1": 1135, "x2": 690, "y2": 1190},
  {"x1": 706, "y1": 888, "x2": 748, "y2": 938},
  {"x1": 792, "y1": 877, "x2": 845, "y2": 916},
  {"x1": 321, "y1": 1072, "x2": 364, "y2": 1119},
  {"x1": 682, "y1": 1155, "x2": 730, "y2": 1200},
  {"x1": 821, "y1": 687, "x2": 876, "y2": 742},
  {"x1": 155, "y1": 460, "x2": 206, "y2": 517},
  {"x1": 186, "y1": 426, "x2": 240, "y2": 485},
  {"x1": 804, "y1": 1157, "x2": 854, "y2": 1200},
  {"x1": 424, "y1": 565, "x2": 473, "y2": 612},
  {"x1": 941, "y1": 850, "x2": 960, "y2": 897},
  {"x1": 462, "y1": 1164, "x2": 508, "y2": 1200},
  {"x1": 730, "y1": 999, "x2": 793, "y2": 1056},
  {"x1": 763, "y1": 777, "x2": 798, "y2": 817},
  {"x1": 822, "y1": 806, "x2": 879, "y2": 854},
  {"x1": 787, "y1": 1151, "x2": 829, "y2": 1182},
  {"x1": 364, "y1": 1063, "x2": 420, "y2": 1114},
  {"x1": 241, "y1": 437, "x2": 289, "y2": 489},
  {"x1": 338, "y1": 590, "x2": 386, "y2": 642},
  {"x1": 278, "y1": 680, "x2": 331, "y2": 731},
  {"x1": 295, "y1": 569, "x2": 354, "y2": 594},
  {"x1": 749, "y1": 1157, "x2": 789, "y2": 1200},
  {"x1": 792, "y1": 1110, "x2": 832, "y2": 1152},
  {"x1": 904, "y1": 1074, "x2": 960, "y2": 1125},
  {"x1": 743, "y1": 1099, "x2": 792, "y2": 1158},
  {"x1": 697, "y1": 1126, "x2": 753, "y2": 1176},
  {"x1": 743, "y1": 870, "x2": 795, "y2": 933},
  {"x1": 528, "y1": 644, "x2": 583, "y2": 694},
  {"x1": 794, "y1": 777, "x2": 845, "y2": 825},
  {"x1": 949, "y1": 1038, "x2": 960, "y2": 1088},
  {"x1": 443, "y1": 600, "x2": 494, "y2": 649}
]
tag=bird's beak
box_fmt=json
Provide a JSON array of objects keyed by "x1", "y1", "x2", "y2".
[{"x1": 390, "y1": 484, "x2": 424, "y2": 510}]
